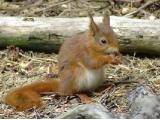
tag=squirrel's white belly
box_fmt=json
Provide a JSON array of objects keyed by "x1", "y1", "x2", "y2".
[{"x1": 76, "y1": 67, "x2": 104, "y2": 92}]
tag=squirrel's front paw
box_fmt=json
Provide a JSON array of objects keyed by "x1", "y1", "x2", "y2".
[{"x1": 110, "y1": 54, "x2": 122, "y2": 65}]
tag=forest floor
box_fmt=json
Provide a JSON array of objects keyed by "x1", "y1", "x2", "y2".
[
  {"x1": 0, "y1": 0, "x2": 160, "y2": 119},
  {"x1": 0, "y1": 0, "x2": 159, "y2": 18}
]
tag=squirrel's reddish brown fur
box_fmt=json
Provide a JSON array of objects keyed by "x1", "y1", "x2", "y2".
[{"x1": 5, "y1": 13, "x2": 122, "y2": 111}]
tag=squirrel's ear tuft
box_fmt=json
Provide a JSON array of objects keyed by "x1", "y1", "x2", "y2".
[
  {"x1": 103, "y1": 12, "x2": 110, "y2": 28},
  {"x1": 88, "y1": 12, "x2": 98, "y2": 36}
]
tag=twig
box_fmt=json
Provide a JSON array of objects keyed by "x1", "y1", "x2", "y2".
[
  {"x1": 79, "y1": 0, "x2": 104, "y2": 9},
  {"x1": 19, "y1": 53, "x2": 58, "y2": 63},
  {"x1": 22, "y1": 0, "x2": 43, "y2": 10},
  {"x1": 106, "y1": 80, "x2": 138, "y2": 86},
  {"x1": 36, "y1": 57, "x2": 58, "y2": 63},
  {"x1": 124, "y1": 0, "x2": 159, "y2": 17},
  {"x1": 114, "y1": 0, "x2": 142, "y2": 3},
  {"x1": 58, "y1": 8, "x2": 91, "y2": 16},
  {"x1": 4, "y1": 59, "x2": 19, "y2": 65},
  {"x1": 32, "y1": 0, "x2": 73, "y2": 14}
]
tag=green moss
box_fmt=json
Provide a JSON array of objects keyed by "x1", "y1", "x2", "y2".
[{"x1": 0, "y1": 32, "x2": 64, "y2": 53}]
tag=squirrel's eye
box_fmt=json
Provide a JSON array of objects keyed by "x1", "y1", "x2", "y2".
[{"x1": 100, "y1": 39, "x2": 107, "y2": 44}]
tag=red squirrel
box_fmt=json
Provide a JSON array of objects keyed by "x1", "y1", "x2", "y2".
[{"x1": 5, "y1": 13, "x2": 121, "y2": 111}]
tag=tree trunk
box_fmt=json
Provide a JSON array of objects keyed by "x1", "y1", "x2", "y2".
[{"x1": 0, "y1": 16, "x2": 159, "y2": 55}]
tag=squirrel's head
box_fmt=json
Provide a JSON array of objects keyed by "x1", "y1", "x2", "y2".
[{"x1": 87, "y1": 13, "x2": 119, "y2": 55}]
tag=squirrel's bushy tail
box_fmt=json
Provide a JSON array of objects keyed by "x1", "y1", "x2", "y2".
[{"x1": 5, "y1": 79, "x2": 59, "y2": 111}]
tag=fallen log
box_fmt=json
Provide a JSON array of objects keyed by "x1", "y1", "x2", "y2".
[{"x1": 0, "y1": 16, "x2": 159, "y2": 55}]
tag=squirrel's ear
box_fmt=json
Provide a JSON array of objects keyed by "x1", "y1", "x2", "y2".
[
  {"x1": 103, "y1": 13, "x2": 110, "y2": 29},
  {"x1": 88, "y1": 13, "x2": 98, "y2": 36}
]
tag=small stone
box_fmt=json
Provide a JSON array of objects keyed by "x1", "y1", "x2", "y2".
[
  {"x1": 130, "y1": 95, "x2": 160, "y2": 119},
  {"x1": 57, "y1": 103, "x2": 115, "y2": 119}
]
